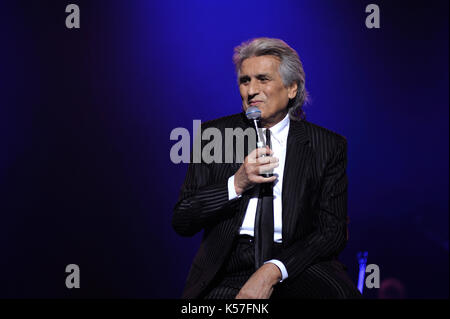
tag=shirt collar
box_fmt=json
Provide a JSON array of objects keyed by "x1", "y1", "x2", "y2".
[{"x1": 263, "y1": 112, "x2": 290, "y2": 145}]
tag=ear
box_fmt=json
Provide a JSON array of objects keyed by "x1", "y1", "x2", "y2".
[{"x1": 287, "y1": 82, "x2": 298, "y2": 99}]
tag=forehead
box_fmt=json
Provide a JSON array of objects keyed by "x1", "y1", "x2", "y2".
[{"x1": 239, "y1": 55, "x2": 281, "y2": 75}]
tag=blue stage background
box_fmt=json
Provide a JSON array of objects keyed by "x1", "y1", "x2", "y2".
[{"x1": 0, "y1": 0, "x2": 448, "y2": 298}]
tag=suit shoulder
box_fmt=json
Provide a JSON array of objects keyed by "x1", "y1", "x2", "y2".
[
  {"x1": 201, "y1": 113, "x2": 243, "y2": 130},
  {"x1": 302, "y1": 120, "x2": 347, "y2": 146}
]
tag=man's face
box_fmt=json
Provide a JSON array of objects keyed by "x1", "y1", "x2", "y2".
[{"x1": 239, "y1": 55, "x2": 297, "y2": 127}]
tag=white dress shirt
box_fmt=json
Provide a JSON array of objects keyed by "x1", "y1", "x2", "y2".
[{"x1": 227, "y1": 113, "x2": 290, "y2": 281}]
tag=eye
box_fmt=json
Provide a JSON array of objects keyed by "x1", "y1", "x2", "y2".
[{"x1": 239, "y1": 77, "x2": 250, "y2": 85}]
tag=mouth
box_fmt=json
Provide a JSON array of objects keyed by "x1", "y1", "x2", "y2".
[{"x1": 248, "y1": 100, "x2": 263, "y2": 107}]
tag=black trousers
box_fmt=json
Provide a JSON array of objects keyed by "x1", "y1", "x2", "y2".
[{"x1": 203, "y1": 235, "x2": 362, "y2": 299}]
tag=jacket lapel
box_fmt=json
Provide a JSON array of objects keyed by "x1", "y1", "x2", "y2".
[{"x1": 281, "y1": 119, "x2": 313, "y2": 244}]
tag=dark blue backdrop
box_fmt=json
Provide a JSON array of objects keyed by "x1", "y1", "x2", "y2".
[{"x1": 0, "y1": 0, "x2": 448, "y2": 298}]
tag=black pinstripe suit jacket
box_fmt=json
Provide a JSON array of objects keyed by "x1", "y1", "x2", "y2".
[{"x1": 172, "y1": 112, "x2": 348, "y2": 299}]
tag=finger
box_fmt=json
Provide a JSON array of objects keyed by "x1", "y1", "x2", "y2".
[
  {"x1": 251, "y1": 175, "x2": 277, "y2": 184},
  {"x1": 247, "y1": 161, "x2": 278, "y2": 176},
  {"x1": 247, "y1": 148, "x2": 258, "y2": 161},
  {"x1": 258, "y1": 162, "x2": 279, "y2": 174},
  {"x1": 247, "y1": 148, "x2": 260, "y2": 163},
  {"x1": 256, "y1": 147, "x2": 273, "y2": 158},
  {"x1": 256, "y1": 156, "x2": 279, "y2": 165},
  {"x1": 248, "y1": 148, "x2": 273, "y2": 163}
]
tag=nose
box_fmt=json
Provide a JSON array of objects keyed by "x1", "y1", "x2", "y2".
[{"x1": 248, "y1": 78, "x2": 260, "y2": 97}]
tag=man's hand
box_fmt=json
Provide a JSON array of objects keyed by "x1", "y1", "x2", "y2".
[
  {"x1": 235, "y1": 263, "x2": 282, "y2": 299},
  {"x1": 234, "y1": 147, "x2": 279, "y2": 195}
]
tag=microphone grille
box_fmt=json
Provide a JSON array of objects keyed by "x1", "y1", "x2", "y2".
[{"x1": 246, "y1": 106, "x2": 261, "y2": 120}]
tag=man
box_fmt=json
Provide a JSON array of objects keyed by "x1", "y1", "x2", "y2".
[{"x1": 172, "y1": 38, "x2": 361, "y2": 299}]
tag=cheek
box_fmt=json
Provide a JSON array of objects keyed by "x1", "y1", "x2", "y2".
[
  {"x1": 267, "y1": 86, "x2": 286, "y2": 103},
  {"x1": 276, "y1": 85, "x2": 289, "y2": 99},
  {"x1": 239, "y1": 87, "x2": 247, "y2": 98}
]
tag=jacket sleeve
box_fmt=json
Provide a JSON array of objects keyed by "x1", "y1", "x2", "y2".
[
  {"x1": 274, "y1": 139, "x2": 348, "y2": 280},
  {"x1": 172, "y1": 160, "x2": 241, "y2": 237}
]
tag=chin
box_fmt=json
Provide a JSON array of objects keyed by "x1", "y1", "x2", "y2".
[{"x1": 260, "y1": 110, "x2": 270, "y2": 119}]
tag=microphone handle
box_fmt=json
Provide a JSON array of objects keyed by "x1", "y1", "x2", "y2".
[{"x1": 254, "y1": 122, "x2": 272, "y2": 178}]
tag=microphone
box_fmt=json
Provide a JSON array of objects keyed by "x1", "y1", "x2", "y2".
[
  {"x1": 245, "y1": 106, "x2": 272, "y2": 177},
  {"x1": 246, "y1": 106, "x2": 264, "y2": 148}
]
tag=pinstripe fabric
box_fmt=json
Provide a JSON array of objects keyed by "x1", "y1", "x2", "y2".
[
  {"x1": 172, "y1": 112, "x2": 358, "y2": 299},
  {"x1": 272, "y1": 260, "x2": 362, "y2": 299},
  {"x1": 203, "y1": 236, "x2": 256, "y2": 299},
  {"x1": 203, "y1": 236, "x2": 361, "y2": 299}
]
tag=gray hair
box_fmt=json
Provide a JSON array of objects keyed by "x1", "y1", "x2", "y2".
[{"x1": 232, "y1": 37, "x2": 309, "y2": 120}]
